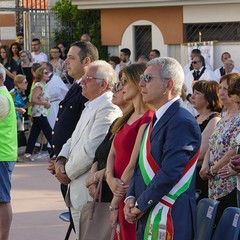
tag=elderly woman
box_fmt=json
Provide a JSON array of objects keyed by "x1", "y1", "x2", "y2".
[
  {"x1": 10, "y1": 75, "x2": 29, "y2": 151},
  {"x1": 218, "y1": 75, "x2": 240, "y2": 207},
  {"x1": 200, "y1": 73, "x2": 240, "y2": 222},
  {"x1": 191, "y1": 80, "x2": 222, "y2": 201},
  {"x1": 86, "y1": 71, "x2": 129, "y2": 202},
  {"x1": 24, "y1": 67, "x2": 52, "y2": 160}
]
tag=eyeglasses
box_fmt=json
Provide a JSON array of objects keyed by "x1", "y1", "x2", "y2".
[
  {"x1": 225, "y1": 63, "x2": 233, "y2": 66},
  {"x1": 112, "y1": 82, "x2": 123, "y2": 92},
  {"x1": 82, "y1": 75, "x2": 105, "y2": 82},
  {"x1": 192, "y1": 61, "x2": 201, "y2": 64},
  {"x1": 140, "y1": 74, "x2": 162, "y2": 83}
]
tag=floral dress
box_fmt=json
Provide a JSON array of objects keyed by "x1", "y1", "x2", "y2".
[
  {"x1": 208, "y1": 114, "x2": 240, "y2": 199},
  {"x1": 31, "y1": 82, "x2": 50, "y2": 117}
]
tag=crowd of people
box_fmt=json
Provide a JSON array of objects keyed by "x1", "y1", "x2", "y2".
[{"x1": 1, "y1": 32, "x2": 240, "y2": 240}]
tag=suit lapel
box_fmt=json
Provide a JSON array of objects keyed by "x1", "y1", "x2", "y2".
[
  {"x1": 69, "y1": 107, "x2": 96, "y2": 153},
  {"x1": 61, "y1": 83, "x2": 81, "y2": 104},
  {"x1": 150, "y1": 99, "x2": 181, "y2": 140}
]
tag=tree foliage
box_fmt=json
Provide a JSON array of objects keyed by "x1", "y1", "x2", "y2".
[{"x1": 51, "y1": 0, "x2": 109, "y2": 60}]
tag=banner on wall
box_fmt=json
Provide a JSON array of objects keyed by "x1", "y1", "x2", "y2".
[{"x1": 187, "y1": 41, "x2": 214, "y2": 69}]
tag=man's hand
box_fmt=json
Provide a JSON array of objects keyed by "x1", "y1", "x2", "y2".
[
  {"x1": 55, "y1": 159, "x2": 70, "y2": 185},
  {"x1": 124, "y1": 198, "x2": 137, "y2": 224},
  {"x1": 199, "y1": 166, "x2": 212, "y2": 180},
  {"x1": 131, "y1": 207, "x2": 144, "y2": 220},
  {"x1": 47, "y1": 158, "x2": 56, "y2": 175}
]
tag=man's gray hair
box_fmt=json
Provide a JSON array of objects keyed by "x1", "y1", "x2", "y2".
[
  {"x1": 0, "y1": 65, "x2": 6, "y2": 83},
  {"x1": 147, "y1": 57, "x2": 184, "y2": 96},
  {"x1": 89, "y1": 60, "x2": 117, "y2": 90}
]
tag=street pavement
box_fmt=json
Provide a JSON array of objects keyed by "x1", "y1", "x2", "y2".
[{"x1": 9, "y1": 153, "x2": 76, "y2": 240}]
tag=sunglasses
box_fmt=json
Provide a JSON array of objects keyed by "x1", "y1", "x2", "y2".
[
  {"x1": 120, "y1": 77, "x2": 127, "y2": 86},
  {"x1": 192, "y1": 61, "x2": 201, "y2": 64},
  {"x1": 112, "y1": 82, "x2": 123, "y2": 92},
  {"x1": 20, "y1": 80, "x2": 28, "y2": 84},
  {"x1": 140, "y1": 74, "x2": 163, "y2": 83}
]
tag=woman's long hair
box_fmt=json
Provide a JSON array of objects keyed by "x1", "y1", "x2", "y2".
[{"x1": 112, "y1": 63, "x2": 150, "y2": 134}]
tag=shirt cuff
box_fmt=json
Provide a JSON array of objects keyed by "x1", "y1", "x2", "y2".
[{"x1": 124, "y1": 196, "x2": 135, "y2": 203}]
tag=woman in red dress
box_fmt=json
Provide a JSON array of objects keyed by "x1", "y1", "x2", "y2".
[{"x1": 106, "y1": 63, "x2": 154, "y2": 240}]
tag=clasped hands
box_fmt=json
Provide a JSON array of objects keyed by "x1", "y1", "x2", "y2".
[
  {"x1": 124, "y1": 198, "x2": 144, "y2": 224},
  {"x1": 47, "y1": 157, "x2": 70, "y2": 185},
  {"x1": 200, "y1": 155, "x2": 240, "y2": 180}
]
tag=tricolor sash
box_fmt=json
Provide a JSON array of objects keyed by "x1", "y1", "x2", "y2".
[{"x1": 139, "y1": 123, "x2": 199, "y2": 240}]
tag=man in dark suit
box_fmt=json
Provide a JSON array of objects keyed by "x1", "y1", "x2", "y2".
[
  {"x1": 51, "y1": 41, "x2": 99, "y2": 156},
  {"x1": 124, "y1": 57, "x2": 201, "y2": 240},
  {"x1": 48, "y1": 41, "x2": 98, "y2": 234}
]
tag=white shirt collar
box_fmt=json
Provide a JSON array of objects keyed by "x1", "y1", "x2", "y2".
[
  {"x1": 84, "y1": 91, "x2": 112, "y2": 110},
  {"x1": 154, "y1": 96, "x2": 180, "y2": 126},
  {"x1": 76, "y1": 78, "x2": 82, "y2": 84}
]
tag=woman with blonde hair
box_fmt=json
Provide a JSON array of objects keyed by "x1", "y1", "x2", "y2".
[
  {"x1": 10, "y1": 75, "x2": 30, "y2": 153},
  {"x1": 24, "y1": 67, "x2": 52, "y2": 160},
  {"x1": 106, "y1": 63, "x2": 154, "y2": 240}
]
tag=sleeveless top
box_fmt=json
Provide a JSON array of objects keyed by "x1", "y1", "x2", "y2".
[
  {"x1": 196, "y1": 112, "x2": 221, "y2": 133},
  {"x1": 0, "y1": 89, "x2": 17, "y2": 161}
]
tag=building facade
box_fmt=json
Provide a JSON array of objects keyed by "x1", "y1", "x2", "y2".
[{"x1": 71, "y1": 0, "x2": 240, "y2": 69}]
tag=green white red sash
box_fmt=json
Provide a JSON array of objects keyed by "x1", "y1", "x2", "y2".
[{"x1": 139, "y1": 122, "x2": 199, "y2": 240}]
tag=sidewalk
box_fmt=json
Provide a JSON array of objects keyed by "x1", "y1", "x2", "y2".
[{"x1": 10, "y1": 155, "x2": 76, "y2": 240}]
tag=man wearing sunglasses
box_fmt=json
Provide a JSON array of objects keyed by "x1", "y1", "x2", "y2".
[
  {"x1": 124, "y1": 57, "x2": 201, "y2": 240},
  {"x1": 185, "y1": 54, "x2": 217, "y2": 97}
]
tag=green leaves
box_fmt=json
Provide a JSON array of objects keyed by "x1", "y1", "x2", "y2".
[{"x1": 51, "y1": 0, "x2": 108, "y2": 60}]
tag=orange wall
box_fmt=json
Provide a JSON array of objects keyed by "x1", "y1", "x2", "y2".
[
  {"x1": 101, "y1": 7, "x2": 183, "y2": 46},
  {"x1": 0, "y1": 14, "x2": 15, "y2": 27}
]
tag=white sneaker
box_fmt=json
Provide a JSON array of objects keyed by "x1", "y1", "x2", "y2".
[{"x1": 24, "y1": 153, "x2": 34, "y2": 161}]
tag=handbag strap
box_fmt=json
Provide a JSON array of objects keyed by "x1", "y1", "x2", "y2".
[{"x1": 91, "y1": 169, "x2": 106, "y2": 207}]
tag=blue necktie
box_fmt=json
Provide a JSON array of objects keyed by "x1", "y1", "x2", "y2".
[{"x1": 152, "y1": 114, "x2": 157, "y2": 127}]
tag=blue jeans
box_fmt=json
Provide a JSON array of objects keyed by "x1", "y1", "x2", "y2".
[
  {"x1": 0, "y1": 162, "x2": 15, "y2": 202},
  {"x1": 26, "y1": 115, "x2": 52, "y2": 154}
]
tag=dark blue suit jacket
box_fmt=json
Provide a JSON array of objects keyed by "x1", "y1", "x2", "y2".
[
  {"x1": 52, "y1": 82, "x2": 88, "y2": 155},
  {"x1": 127, "y1": 99, "x2": 201, "y2": 240}
]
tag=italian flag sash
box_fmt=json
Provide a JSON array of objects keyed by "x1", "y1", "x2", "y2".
[{"x1": 139, "y1": 123, "x2": 199, "y2": 240}]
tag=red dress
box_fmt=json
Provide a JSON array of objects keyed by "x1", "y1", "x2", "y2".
[{"x1": 113, "y1": 110, "x2": 154, "y2": 240}]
